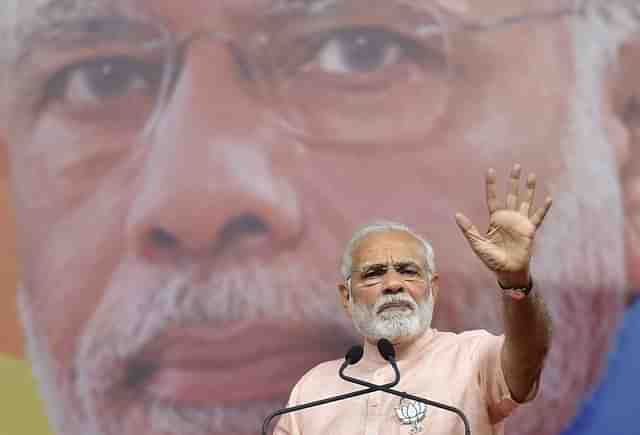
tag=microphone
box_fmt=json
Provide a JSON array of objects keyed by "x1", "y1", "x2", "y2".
[
  {"x1": 261, "y1": 345, "x2": 397, "y2": 435},
  {"x1": 377, "y1": 338, "x2": 396, "y2": 361},
  {"x1": 345, "y1": 345, "x2": 364, "y2": 365},
  {"x1": 339, "y1": 339, "x2": 400, "y2": 390},
  {"x1": 340, "y1": 339, "x2": 471, "y2": 435}
]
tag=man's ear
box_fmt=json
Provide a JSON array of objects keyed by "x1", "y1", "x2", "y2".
[
  {"x1": 338, "y1": 283, "x2": 352, "y2": 318},
  {"x1": 429, "y1": 273, "x2": 440, "y2": 305},
  {"x1": 606, "y1": 35, "x2": 640, "y2": 299}
]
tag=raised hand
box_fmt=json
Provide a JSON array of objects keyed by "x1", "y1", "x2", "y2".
[{"x1": 455, "y1": 164, "x2": 552, "y2": 286}]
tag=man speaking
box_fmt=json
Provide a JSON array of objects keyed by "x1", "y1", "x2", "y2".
[{"x1": 275, "y1": 164, "x2": 553, "y2": 435}]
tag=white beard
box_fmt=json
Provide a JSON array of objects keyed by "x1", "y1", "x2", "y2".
[{"x1": 349, "y1": 289, "x2": 434, "y2": 343}]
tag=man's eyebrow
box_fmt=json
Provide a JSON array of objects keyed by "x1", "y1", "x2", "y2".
[
  {"x1": 359, "y1": 262, "x2": 388, "y2": 271},
  {"x1": 10, "y1": 0, "x2": 162, "y2": 67},
  {"x1": 394, "y1": 261, "x2": 421, "y2": 268}
]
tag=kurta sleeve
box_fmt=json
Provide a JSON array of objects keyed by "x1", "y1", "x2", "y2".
[{"x1": 474, "y1": 332, "x2": 540, "y2": 423}]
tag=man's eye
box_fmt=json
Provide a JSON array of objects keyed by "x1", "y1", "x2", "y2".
[
  {"x1": 311, "y1": 27, "x2": 418, "y2": 75},
  {"x1": 396, "y1": 265, "x2": 419, "y2": 276},
  {"x1": 363, "y1": 269, "x2": 385, "y2": 279},
  {"x1": 45, "y1": 56, "x2": 162, "y2": 106}
]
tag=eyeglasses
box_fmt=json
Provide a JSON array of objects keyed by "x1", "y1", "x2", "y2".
[{"x1": 8, "y1": 0, "x2": 607, "y2": 157}]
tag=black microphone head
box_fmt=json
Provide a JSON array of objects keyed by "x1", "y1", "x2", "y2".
[
  {"x1": 345, "y1": 345, "x2": 364, "y2": 365},
  {"x1": 377, "y1": 339, "x2": 396, "y2": 361}
]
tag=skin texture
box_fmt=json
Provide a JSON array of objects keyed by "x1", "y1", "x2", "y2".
[{"x1": 0, "y1": 1, "x2": 637, "y2": 435}]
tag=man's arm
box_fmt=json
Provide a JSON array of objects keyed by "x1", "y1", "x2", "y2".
[
  {"x1": 456, "y1": 164, "x2": 554, "y2": 402},
  {"x1": 499, "y1": 282, "x2": 552, "y2": 402}
]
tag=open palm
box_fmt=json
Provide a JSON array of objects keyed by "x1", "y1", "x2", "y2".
[{"x1": 455, "y1": 165, "x2": 552, "y2": 274}]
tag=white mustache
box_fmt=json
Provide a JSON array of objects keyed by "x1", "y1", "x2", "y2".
[
  {"x1": 75, "y1": 260, "x2": 355, "y2": 397},
  {"x1": 373, "y1": 294, "x2": 418, "y2": 314},
  {"x1": 374, "y1": 294, "x2": 419, "y2": 314},
  {"x1": 69, "y1": 259, "x2": 359, "y2": 434}
]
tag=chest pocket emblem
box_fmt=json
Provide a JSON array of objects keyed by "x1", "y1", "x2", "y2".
[{"x1": 395, "y1": 398, "x2": 427, "y2": 434}]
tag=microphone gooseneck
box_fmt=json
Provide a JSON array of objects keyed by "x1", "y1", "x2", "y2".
[
  {"x1": 340, "y1": 341, "x2": 471, "y2": 435},
  {"x1": 263, "y1": 339, "x2": 471, "y2": 435},
  {"x1": 262, "y1": 344, "x2": 380, "y2": 435}
]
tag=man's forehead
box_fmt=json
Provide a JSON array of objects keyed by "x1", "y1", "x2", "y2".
[{"x1": 352, "y1": 231, "x2": 426, "y2": 267}]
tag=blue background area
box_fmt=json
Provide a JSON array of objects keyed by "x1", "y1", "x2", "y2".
[{"x1": 562, "y1": 299, "x2": 640, "y2": 435}]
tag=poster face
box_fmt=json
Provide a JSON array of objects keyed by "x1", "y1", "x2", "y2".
[{"x1": 0, "y1": 1, "x2": 639, "y2": 435}]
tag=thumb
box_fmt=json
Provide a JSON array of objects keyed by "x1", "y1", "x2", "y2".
[{"x1": 455, "y1": 213, "x2": 484, "y2": 243}]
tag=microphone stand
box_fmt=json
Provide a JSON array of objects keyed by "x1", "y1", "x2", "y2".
[
  {"x1": 261, "y1": 358, "x2": 400, "y2": 435},
  {"x1": 340, "y1": 354, "x2": 471, "y2": 435}
]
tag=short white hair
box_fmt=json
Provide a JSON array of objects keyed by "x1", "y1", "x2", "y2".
[{"x1": 340, "y1": 221, "x2": 436, "y2": 281}]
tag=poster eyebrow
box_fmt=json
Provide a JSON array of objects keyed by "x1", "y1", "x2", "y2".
[{"x1": 10, "y1": 0, "x2": 163, "y2": 67}]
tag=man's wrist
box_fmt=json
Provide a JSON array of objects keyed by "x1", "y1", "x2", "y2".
[
  {"x1": 498, "y1": 276, "x2": 534, "y2": 300},
  {"x1": 496, "y1": 269, "x2": 530, "y2": 289}
]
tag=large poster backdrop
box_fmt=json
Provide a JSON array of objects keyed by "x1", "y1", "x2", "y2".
[{"x1": 1, "y1": 1, "x2": 640, "y2": 435}]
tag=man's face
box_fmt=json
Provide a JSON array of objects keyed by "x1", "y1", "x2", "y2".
[
  {"x1": 0, "y1": 1, "x2": 628, "y2": 435},
  {"x1": 342, "y1": 230, "x2": 435, "y2": 345}
]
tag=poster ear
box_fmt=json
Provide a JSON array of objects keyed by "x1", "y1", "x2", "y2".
[
  {"x1": 0, "y1": 135, "x2": 21, "y2": 357},
  {"x1": 606, "y1": 36, "x2": 640, "y2": 299}
]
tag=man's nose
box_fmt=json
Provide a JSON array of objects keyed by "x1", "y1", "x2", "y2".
[
  {"x1": 127, "y1": 39, "x2": 303, "y2": 261},
  {"x1": 382, "y1": 271, "x2": 406, "y2": 295}
]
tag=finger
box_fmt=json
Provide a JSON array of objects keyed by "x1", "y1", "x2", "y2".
[
  {"x1": 455, "y1": 213, "x2": 485, "y2": 242},
  {"x1": 486, "y1": 168, "x2": 499, "y2": 214},
  {"x1": 530, "y1": 196, "x2": 553, "y2": 228},
  {"x1": 519, "y1": 172, "x2": 537, "y2": 217},
  {"x1": 505, "y1": 163, "x2": 521, "y2": 211}
]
